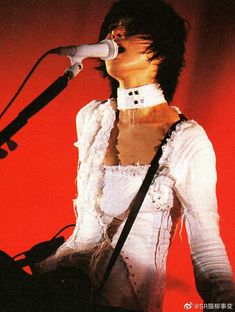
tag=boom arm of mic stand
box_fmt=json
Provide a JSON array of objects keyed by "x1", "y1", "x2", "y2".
[{"x1": 0, "y1": 63, "x2": 82, "y2": 155}]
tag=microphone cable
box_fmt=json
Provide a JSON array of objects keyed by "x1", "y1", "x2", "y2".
[{"x1": 0, "y1": 49, "x2": 55, "y2": 120}]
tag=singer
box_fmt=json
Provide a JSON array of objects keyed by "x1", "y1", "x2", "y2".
[{"x1": 37, "y1": 0, "x2": 235, "y2": 311}]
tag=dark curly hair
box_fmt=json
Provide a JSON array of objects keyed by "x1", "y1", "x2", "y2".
[{"x1": 97, "y1": 0, "x2": 188, "y2": 102}]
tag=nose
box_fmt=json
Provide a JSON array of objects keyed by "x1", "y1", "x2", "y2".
[{"x1": 110, "y1": 26, "x2": 126, "y2": 41}]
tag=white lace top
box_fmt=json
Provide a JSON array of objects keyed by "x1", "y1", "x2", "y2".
[{"x1": 39, "y1": 100, "x2": 234, "y2": 312}]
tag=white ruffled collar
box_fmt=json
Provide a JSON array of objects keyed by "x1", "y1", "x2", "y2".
[{"x1": 117, "y1": 83, "x2": 166, "y2": 110}]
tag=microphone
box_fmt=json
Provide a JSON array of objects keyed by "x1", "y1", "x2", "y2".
[{"x1": 49, "y1": 39, "x2": 118, "y2": 64}]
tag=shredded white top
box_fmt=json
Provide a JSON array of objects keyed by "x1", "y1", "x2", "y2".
[{"x1": 39, "y1": 99, "x2": 234, "y2": 312}]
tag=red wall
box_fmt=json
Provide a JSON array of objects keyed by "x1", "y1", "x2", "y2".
[{"x1": 0, "y1": 1, "x2": 234, "y2": 311}]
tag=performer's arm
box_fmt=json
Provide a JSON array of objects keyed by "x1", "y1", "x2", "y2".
[{"x1": 175, "y1": 135, "x2": 235, "y2": 305}]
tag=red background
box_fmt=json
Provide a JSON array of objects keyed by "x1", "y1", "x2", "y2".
[{"x1": 0, "y1": 1, "x2": 234, "y2": 311}]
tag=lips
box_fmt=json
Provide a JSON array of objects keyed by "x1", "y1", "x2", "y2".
[{"x1": 118, "y1": 45, "x2": 125, "y2": 54}]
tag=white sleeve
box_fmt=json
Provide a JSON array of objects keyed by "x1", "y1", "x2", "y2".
[{"x1": 174, "y1": 132, "x2": 235, "y2": 304}]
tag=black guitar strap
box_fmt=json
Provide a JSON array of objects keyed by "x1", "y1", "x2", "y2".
[{"x1": 99, "y1": 114, "x2": 187, "y2": 291}]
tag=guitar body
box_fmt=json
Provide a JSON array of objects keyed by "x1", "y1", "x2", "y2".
[{"x1": 0, "y1": 250, "x2": 141, "y2": 312}]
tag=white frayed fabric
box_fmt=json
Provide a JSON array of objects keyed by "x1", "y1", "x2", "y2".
[{"x1": 39, "y1": 100, "x2": 234, "y2": 312}]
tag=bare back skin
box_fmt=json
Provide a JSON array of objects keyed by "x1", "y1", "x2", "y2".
[{"x1": 104, "y1": 101, "x2": 180, "y2": 166}]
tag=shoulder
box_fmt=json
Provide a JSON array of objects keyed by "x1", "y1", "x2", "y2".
[
  {"x1": 76, "y1": 100, "x2": 105, "y2": 124},
  {"x1": 169, "y1": 106, "x2": 214, "y2": 154},
  {"x1": 75, "y1": 99, "x2": 110, "y2": 132},
  {"x1": 160, "y1": 118, "x2": 216, "y2": 176},
  {"x1": 172, "y1": 120, "x2": 217, "y2": 179},
  {"x1": 174, "y1": 119, "x2": 214, "y2": 155}
]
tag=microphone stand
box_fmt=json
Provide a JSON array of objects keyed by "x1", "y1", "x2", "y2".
[{"x1": 0, "y1": 63, "x2": 82, "y2": 158}]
